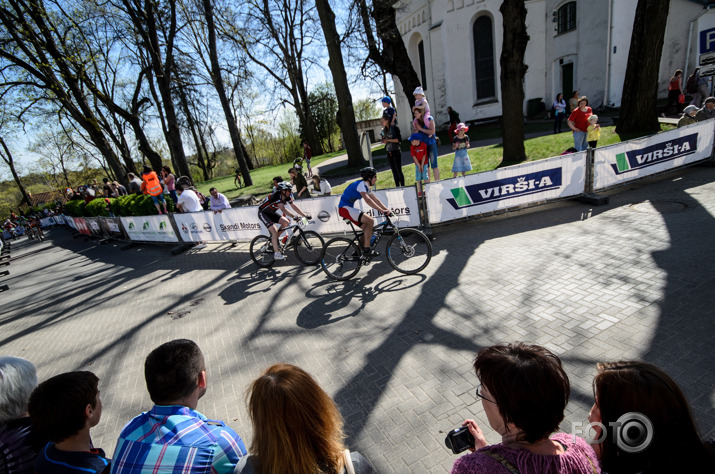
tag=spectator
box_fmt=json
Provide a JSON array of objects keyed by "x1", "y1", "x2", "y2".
[
  {"x1": 412, "y1": 105, "x2": 440, "y2": 181},
  {"x1": 161, "y1": 166, "x2": 178, "y2": 203},
  {"x1": 381, "y1": 113, "x2": 405, "y2": 187},
  {"x1": 127, "y1": 173, "x2": 142, "y2": 195},
  {"x1": 209, "y1": 187, "x2": 231, "y2": 213},
  {"x1": 235, "y1": 364, "x2": 375, "y2": 474},
  {"x1": 695, "y1": 68, "x2": 710, "y2": 108},
  {"x1": 569, "y1": 90, "x2": 579, "y2": 114},
  {"x1": 410, "y1": 133, "x2": 429, "y2": 197},
  {"x1": 113, "y1": 181, "x2": 127, "y2": 196},
  {"x1": 311, "y1": 174, "x2": 332, "y2": 196},
  {"x1": 447, "y1": 106, "x2": 461, "y2": 142},
  {"x1": 111, "y1": 339, "x2": 246, "y2": 473},
  {"x1": 667, "y1": 69, "x2": 683, "y2": 115},
  {"x1": 288, "y1": 167, "x2": 309, "y2": 199},
  {"x1": 451, "y1": 123, "x2": 472, "y2": 178},
  {"x1": 303, "y1": 141, "x2": 313, "y2": 178},
  {"x1": 695, "y1": 96, "x2": 715, "y2": 122},
  {"x1": 234, "y1": 167, "x2": 242, "y2": 189},
  {"x1": 142, "y1": 166, "x2": 168, "y2": 215},
  {"x1": 451, "y1": 343, "x2": 599, "y2": 474},
  {"x1": 552, "y1": 93, "x2": 566, "y2": 134},
  {"x1": 271, "y1": 176, "x2": 283, "y2": 194},
  {"x1": 0, "y1": 356, "x2": 44, "y2": 474},
  {"x1": 589, "y1": 361, "x2": 715, "y2": 473},
  {"x1": 28, "y1": 371, "x2": 110, "y2": 474},
  {"x1": 567, "y1": 96, "x2": 593, "y2": 152},
  {"x1": 175, "y1": 183, "x2": 203, "y2": 213},
  {"x1": 102, "y1": 178, "x2": 117, "y2": 198},
  {"x1": 381, "y1": 96, "x2": 397, "y2": 127},
  {"x1": 587, "y1": 115, "x2": 600, "y2": 149},
  {"x1": 678, "y1": 105, "x2": 698, "y2": 128}
]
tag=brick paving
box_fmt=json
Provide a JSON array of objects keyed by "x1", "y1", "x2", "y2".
[{"x1": 1, "y1": 165, "x2": 713, "y2": 473}]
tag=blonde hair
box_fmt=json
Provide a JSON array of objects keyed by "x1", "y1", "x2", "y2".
[{"x1": 248, "y1": 364, "x2": 345, "y2": 473}]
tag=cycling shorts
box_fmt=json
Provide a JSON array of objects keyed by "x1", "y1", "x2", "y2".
[
  {"x1": 338, "y1": 207, "x2": 364, "y2": 227},
  {"x1": 258, "y1": 210, "x2": 282, "y2": 229}
]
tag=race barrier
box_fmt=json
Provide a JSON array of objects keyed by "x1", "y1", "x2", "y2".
[
  {"x1": 593, "y1": 120, "x2": 714, "y2": 191},
  {"x1": 57, "y1": 123, "x2": 714, "y2": 245},
  {"x1": 424, "y1": 152, "x2": 587, "y2": 225}
]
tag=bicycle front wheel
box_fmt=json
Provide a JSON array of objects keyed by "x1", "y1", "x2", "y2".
[
  {"x1": 386, "y1": 229, "x2": 432, "y2": 274},
  {"x1": 294, "y1": 230, "x2": 325, "y2": 265},
  {"x1": 321, "y1": 237, "x2": 362, "y2": 281},
  {"x1": 249, "y1": 235, "x2": 275, "y2": 268}
]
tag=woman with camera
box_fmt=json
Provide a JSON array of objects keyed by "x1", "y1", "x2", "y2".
[
  {"x1": 588, "y1": 361, "x2": 714, "y2": 473},
  {"x1": 451, "y1": 343, "x2": 599, "y2": 473},
  {"x1": 235, "y1": 364, "x2": 375, "y2": 474}
]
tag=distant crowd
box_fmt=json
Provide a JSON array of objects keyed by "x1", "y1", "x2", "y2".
[{"x1": 1, "y1": 340, "x2": 712, "y2": 473}]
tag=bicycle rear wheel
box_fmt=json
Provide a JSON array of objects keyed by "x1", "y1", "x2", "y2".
[
  {"x1": 321, "y1": 237, "x2": 362, "y2": 281},
  {"x1": 249, "y1": 235, "x2": 275, "y2": 267},
  {"x1": 294, "y1": 230, "x2": 325, "y2": 265},
  {"x1": 386, "y1": 229, "x2": 432, "y2": 274}
]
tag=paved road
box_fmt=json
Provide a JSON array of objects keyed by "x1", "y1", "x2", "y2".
[{"x1": 1, "y1": 165, "x2": 713, "y2": 472}]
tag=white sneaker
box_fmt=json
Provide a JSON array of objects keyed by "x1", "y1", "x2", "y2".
[{"x1": 274, "y1": 252, "x2": 287, "y2": 260}]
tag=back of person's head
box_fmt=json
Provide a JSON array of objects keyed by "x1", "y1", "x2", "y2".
[
  {"x1": 593, "y1": 361, "x2": 715, "y2": 472},
  {"x1": 273, "y1": 176, "x2": 283, "y2": 184},
  {"x1": 313, "y1": 174, "x2": 322, "y2": 183},
  {"x1": 473, "y1": 342, "x2": 569, "y2": 444},
  {"x1": 144, "y1": 339, "x2": 204, "y2": 404},
  {"x1": 162, "y1": 166, "x2": 172, "y2": 174},
  {"x1": 248, "y1": 364, "x2": 344, "y2": 474},
  {"x1": 0, "y1": 356, "x2": 38, "y2": 422},
  {"x1": 27, "y1": 371, "x2": 99, "y2": 443},
  {"x1": 175, "y1": 183, "x2": 185, "y2": 193},
  {"x1": 102, "y1": 178, "x2": 109, "y2": 184},
  {"x1": 143, "y1": 165, "x2": 152, "y2": 174}
]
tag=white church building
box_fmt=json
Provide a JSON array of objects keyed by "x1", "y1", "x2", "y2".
[{"x1": 393, "y1": 0, "x2": 715, "y2": 128}]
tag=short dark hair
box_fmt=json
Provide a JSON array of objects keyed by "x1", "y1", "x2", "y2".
[
  {"x1": 143, "y1": 165, "x2": 152, "y2": 174},
  {"x1": 273, "y1": 176, "x2": 283, "y2": 183},
  {"x1": 145, "y1": 339, "x2": 204, "y2": 404},
  {"x1": 705, "y1": 96, "x2": 715, "y2": 105},
  {"x1": 102, "y1": 178, "x2": 109, "y2": 183},
  {"x1": 474, "y1": 342, "x2": 569, "y2": 443},
  {"x1": 175, "y1": 183, "x2": 185, "y2": 192},
  {"x1": 28, "y1": 371, "x2": 99, "y2": 443},
  {"x1": 209, "y1": 187, "x2": 217, "y2": 193}
]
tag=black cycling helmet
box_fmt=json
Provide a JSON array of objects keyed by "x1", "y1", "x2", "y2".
[
  {"x1": 277, "y1": 181, "x2": 292, "y2": 191},
  {"x1": 360, "y1": 167, "x2": 377, "y2": 180}
]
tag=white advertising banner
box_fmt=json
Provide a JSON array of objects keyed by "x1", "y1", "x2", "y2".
[
  {"x1": 593, "y1": 121, "x2": 714, "y2": 190},
  {"x1": 120, "y1": 215, "x2": 179, "y2": 243},
  {"x1": 64, "y1": 215, "x2": 76, "y2": 229},
  {"x1": 424, "y1": 153, "x2": 587, "y2": 224},
  {"x1": 171, "y1": 188, "x2": 421, "y2": 242}
]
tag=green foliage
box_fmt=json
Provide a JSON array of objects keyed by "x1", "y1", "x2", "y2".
[
  {"x1": 85, "y1": 198, "x2": 110, "y2": 217},
  {"x1": 354, "y1": 98, "x2": 382, "y2": 122},
  {"x1": 64, "y1": 200, "x2": 87, "y2": 217},
  {"x1": 309, "y1": 83, "x2": 340, "y2": 153}
]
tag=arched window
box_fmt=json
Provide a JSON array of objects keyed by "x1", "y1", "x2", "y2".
[
  {"x1": 556, "y1": 2, "x2": 576, "y2": 35},
  {"x1": 473, "y1": 16, "x2": 495, "y2": 100},
  {"x1": 418, "y1": 40, "x2": 427, "y2": 90}
]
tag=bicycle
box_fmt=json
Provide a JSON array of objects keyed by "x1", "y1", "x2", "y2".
[
  {"x1": 249, "y1": 217, "x2": 325, "y2": 268},
  {"x1": 320, "y1": 214, "x2": 432, "y2": 281}
]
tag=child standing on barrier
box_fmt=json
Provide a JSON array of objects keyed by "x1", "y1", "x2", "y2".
[
  {"x1": 451, "y1": 123, "x2": 472, "y2": 178},
  {"x1": 410, "y1": 133, "x2": 429, "y2": 197},
  {"x1": 587, "y1": 115, "x2": 600, "y2": 149}
]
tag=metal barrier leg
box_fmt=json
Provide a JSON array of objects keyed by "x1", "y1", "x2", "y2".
[{"x1": 578, "y1": 147, "x2": 610, "y2": 206}]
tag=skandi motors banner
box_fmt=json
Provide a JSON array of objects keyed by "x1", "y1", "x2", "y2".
[
  {"x1": 424, "y1": 152, "x2": 587, "y2": 224},
  {"x1": 593, "y1": 121, "x2": 714, "y2": 190},
  {"x1": 120, "y1": 215, "x2": 178, "y2": 243},
  {"x1": 172, "y1": 188, "x2": 420, "y2": 242}
]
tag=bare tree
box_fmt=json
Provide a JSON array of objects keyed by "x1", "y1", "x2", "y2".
[
  {"x1": 221, "y1": 0, "x2": 324, "y2": 155},
  {"x1": 355, "y1": 0, "x2": 420, "y2": 108},
  {"x1": 499, "y1": 0, "x2": 529, "y2": 164},
  {"x1": 616, "y1": 0, "x2": 670, "y2": 136},
  {"x1": 315, "y1": 0, "x2": 363, "y2": 167}
]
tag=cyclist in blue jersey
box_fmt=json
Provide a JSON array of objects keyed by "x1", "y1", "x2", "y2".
[
  {"x1": 338, "y1": 167, "x2": 391, "y2": 257},
  {"x1": 258, "y1": 181, "x2": 311, "y2": 260}
]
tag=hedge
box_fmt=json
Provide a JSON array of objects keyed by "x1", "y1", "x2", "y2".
[{"x1": 64, "y1": 194, "x2": 175, "y2": 217}]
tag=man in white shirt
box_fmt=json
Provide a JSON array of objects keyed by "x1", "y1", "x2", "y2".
[
  {"x1": 176, "y1": 183, "x2": 203, "y2": 213},
  {"x1": 208, "y1": 188, "x2": 231, "y2": 214}
]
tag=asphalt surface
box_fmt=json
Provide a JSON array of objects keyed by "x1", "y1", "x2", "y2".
[{"x1": 1, "y1": 163, "x2": 713, "y2": 472}]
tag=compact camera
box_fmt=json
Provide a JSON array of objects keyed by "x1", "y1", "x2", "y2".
[{"x1": 444, "y1": 426, "x2": 475, "y2": 454}]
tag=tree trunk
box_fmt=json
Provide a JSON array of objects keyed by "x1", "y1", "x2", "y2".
[
  {"x1": 499, "y1": 0, "x2": 529, "y2": 164},
  {"x1": 176, "y1": 83, "x2": 210, "y2": 180},
  {"x1": 202, "y1": 0, "x2": 253, "y2": 185},
  {"x1": 315, "y1": 0, "x2": 364, "y2": 167},
  {"x1": 616, "y1": 0, "x2": 670, "y2": 136},
  {"x1": 0, "y1": 136, "x2": 32, "y2": 206},
  {"x1": 358, "y1": 0, "x2": 421, "y2": 108}
]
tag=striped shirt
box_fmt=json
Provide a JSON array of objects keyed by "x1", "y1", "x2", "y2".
[{"x1": 111, "y1": 405, "x2": 246, "y2": 474}]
